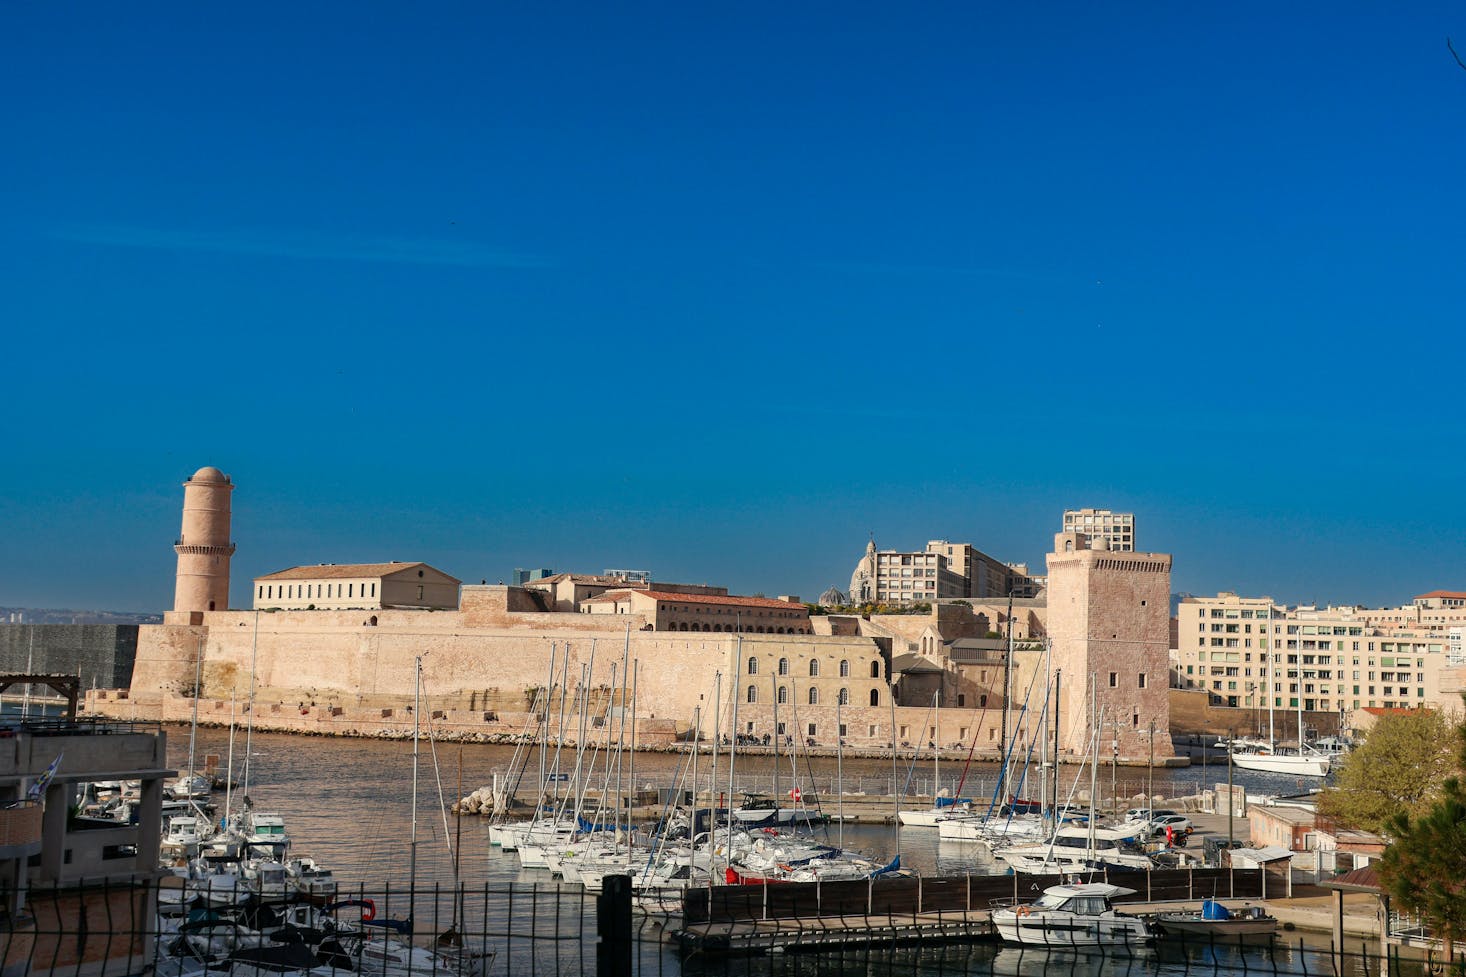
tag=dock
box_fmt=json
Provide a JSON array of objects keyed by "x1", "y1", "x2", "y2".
[{"x1": 671, "y1": 909, "x2": 995, "y2": 954}]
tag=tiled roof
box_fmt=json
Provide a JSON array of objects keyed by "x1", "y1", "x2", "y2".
[
  {"x1": 583, "y1": 590, "x2": 804, "y2": 610},
  {"x1": 255, "y1": 562, "x2": 461, "y2": 583},
  {"x1": 1415, "y1": 590, "x2": 1466, "y2": 600}
]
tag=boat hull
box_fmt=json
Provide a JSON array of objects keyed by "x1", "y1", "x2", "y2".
[{"x1": 1230, "y1": 752, "x2": 1330, "y2": 777}]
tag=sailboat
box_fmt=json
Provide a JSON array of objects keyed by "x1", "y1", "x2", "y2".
[
  {"x1": 898, "y1": 691, "x2": 972, "y2": 827},
  {"x1": 333, "y1": 655, "x2": 493, "y2": 977},
  {"x1": 1229, "y1": 606, "x2": 1331, "y2": 778}
]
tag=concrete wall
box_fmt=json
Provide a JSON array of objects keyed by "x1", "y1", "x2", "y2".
[{"x1": 0, "y1": 625, "x2": 139, "y2": 690}]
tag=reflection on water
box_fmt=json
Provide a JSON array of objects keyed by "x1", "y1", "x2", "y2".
[{"x1": 161, "y1": 728, "x2": 1388, "y2": 977}]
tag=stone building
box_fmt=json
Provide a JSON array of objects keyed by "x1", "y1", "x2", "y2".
[
  {"x1": 1047, "y1": 531, "x2": 1173, "y2": 760},
  {"x1": 170, "y1": 466, "x2": 236, "y2": 622},
  {"x1": 253, "y1": 562, "x2": 462, "y2": 611},
  {"x1": 580, "y1": 590, "x2": 811, "y2": 633}
]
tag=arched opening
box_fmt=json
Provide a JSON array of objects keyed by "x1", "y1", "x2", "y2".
[
  {"x1": 808, "y1": 660, "x2": 819, "y2": 677},
  {"x1": 747, "y1": 686, "x2": 757, "y2": 703},
  {"x1": 208, "y1": 600, "x2": 216, "y2": 611},
  {"x1": 777, "y1": 686, "x2": 788, "y2": 704},
  {"x1": 869, "y1": 689, "x2": 880, "y2": 707},
  {"x1": 838, "y1": 687, "x2": 850, "y2": 705},
  {"x1": 369, "y1": 615, "x2": 378, "y2": 626},
  {"x1": 748, "y1": 657, "x2": 758, "y2": 674},
  {"x1": 870, "y1": 661, "x2": 881, "y2": 678},
  {"x1": 839, "y1": 659, "x2": 850, "y2": 677},
  {"x1": 778, "y1": 657, "x2": 789, "y2": 676},
  {"x1": 808, "y1": 687, "x2": 818, "y2": 705}
]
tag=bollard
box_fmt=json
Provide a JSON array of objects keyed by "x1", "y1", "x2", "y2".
[{"x1": 596, "y1": 874, "x2": 633, "y2": 977}]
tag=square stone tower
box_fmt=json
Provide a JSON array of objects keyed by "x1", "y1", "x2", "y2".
[{"x1": 1046, "y1": 531, "x2": 1174, "y2": 760}]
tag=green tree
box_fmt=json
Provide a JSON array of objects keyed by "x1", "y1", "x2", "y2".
[
  {"x1": 1315, "y1": 709, "x2": 1456, "y2": 834},
  {"x1": 1377, "y1": 697, "x2": 1466, "y2": 963},
  {"x1": 1379, "y1": 777, "x2": 1466, "y2": 961}
]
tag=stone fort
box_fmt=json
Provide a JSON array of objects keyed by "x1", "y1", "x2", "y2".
[{"x1": 87, "y1": 467, "x2": 1177, "y2": 761}]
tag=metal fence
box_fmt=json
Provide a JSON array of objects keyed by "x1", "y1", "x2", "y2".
[{"x1": 0, "y1": 876, "x2": 1442, "y2": 977}]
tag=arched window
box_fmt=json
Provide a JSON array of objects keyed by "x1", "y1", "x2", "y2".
[
  {"x1": 869, "y1": 689, "x2": 880, "y2": 707},
  {"x1": 808, "y1": 687, "x2": 819, "y2": 705},
  {"x1": 838, "y1": 687, "x2": 850, "y2": 705},
  {"x1": 777, "y1": 686, "x2": 788, "y2": 704},
  {"x1": 839, "y1": 659, "x2": 850, "y2": 677},
  {"x1": 747, "y1": 686, "x2": 757, "y2": 703},
  {"x1": 748, "y1": 657, "x2": 758, "y2": 675},
  {"x1": 870, "y1": 661, "x2": 881, "y2": 678},
  {"x1": 809, "y1": 660, "x2": 820, "y2": 677},
  {"x1": 778, "y1": 657, "x2": 789, "y2": 676}
]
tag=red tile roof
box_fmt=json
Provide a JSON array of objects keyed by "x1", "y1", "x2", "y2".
[
  {"x1": 256, "y1": 562, "x2": 461, "y2": 583},
  {"x1": 583, "y1": 590, "x2": 805, "y2": 610},
  {"x1": 1415, "y1": 590, "x2": 1466, "y2": 600}
]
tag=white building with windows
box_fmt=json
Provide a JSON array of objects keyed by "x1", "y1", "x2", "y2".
[
  {"x1": 1172, "y1": 593, "x2": 1457, "y2": 717},
  {"x1": 253, "y1": 561, "x2": 461, "y2": 610}
]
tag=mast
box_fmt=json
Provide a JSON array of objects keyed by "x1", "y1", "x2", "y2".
[
  {"x1": 1000, "y1": 589, "x2": 1014, "y2": 765},
  {"x1": 536, "y1": 644, "x2": 555, "y2": 826},
  {"x1": 933, "y1": 689, "x2": 941, "y2": 802},
  {"x1": 836, "y1": 695, "x2": 844, "y2": 848},
  {"x1": 771, "y1": 672, "x2": 780, "y2": 812},
  {"x1": 727, "y1": 633, "x2": 743, "y2": 870},
  {"x1": 187, "y1": 634, "x2": 203, "y2": 788},
  {"x1": 690, "y1": 705, "x2": 699, "y2": 839},
  {"x1": 411, "y1": 654, "x2": 421, "y2": 887},
  {"x1": 1260, "y1": 601, "x2": 1272, "y2": 745},
  {"x1": 628, "y1": 659, "x2": 639, "y2": 845},
  {"x1": 224, "y1": 691, "x2": 236, "y2": 825},
  {"x1": 243, "y1": 610, "x2": 261, "y2": 805},
  {"x1": 1052, "y1": 669, "x2": 1061, "y2": 825},
  {"x1": 1088, "y1": 672, "x2": 1098, "y2": 856}
]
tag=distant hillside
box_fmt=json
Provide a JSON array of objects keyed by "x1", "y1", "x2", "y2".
[{"x1": 0, "y1": 607, "x2": 162, "y2": 626}]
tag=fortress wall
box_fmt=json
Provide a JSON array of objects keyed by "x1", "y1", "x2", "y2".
[{"x1": 125, "y1": 618, "x2": 890, "y2": 738}]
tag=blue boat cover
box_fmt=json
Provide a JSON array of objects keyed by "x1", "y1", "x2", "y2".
[{"x1": 1201, "y1": 899, "x2": 1232, "y2": 920}]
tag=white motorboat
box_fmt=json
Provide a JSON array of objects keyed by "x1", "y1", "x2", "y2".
[
  {"x1": 992, "y1": 882, "x2": 1150, "y2": 946},
  {"x1": 995, "y1": 824, "x2": 1156, "y2": 873}
]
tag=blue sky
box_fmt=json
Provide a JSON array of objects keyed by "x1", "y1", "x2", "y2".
[{"x1": 2, "y1": 3, "x2": 1464, "y2": 612}]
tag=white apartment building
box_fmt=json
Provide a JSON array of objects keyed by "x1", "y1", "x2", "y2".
[
  {"x1": 1062, "y1": 508, "x2": 1135, "y2": 551},
  {"x1": 1173, "y1": 593, "x2": 1453, "y2": 717}
]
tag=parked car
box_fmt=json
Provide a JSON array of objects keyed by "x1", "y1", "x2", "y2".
[
  {"x1": 1124, "y1": 807, "x2": 1153, "y2": 822},
  {"x1": 1150, "y1": 814, "x2": 1193, "y2": 838}
]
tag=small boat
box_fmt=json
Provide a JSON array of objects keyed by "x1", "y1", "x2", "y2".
[
  {"x1": 991, "y1": 882, "x2": 1150, "y2": 947},
  {"x1": 730, "y1": 793, "x2": 823, "y2": 827},
  {"x1": 1155, "y1": 900, "x2": 1278, "y2": 939}
]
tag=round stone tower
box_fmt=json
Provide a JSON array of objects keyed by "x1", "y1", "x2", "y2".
[{"x1": 172, "y1": 466, "x2": 236, "y2": 614}]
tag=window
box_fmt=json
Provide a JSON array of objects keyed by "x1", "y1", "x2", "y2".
[
  {"x1": 870, "y1": 689, "x2": 880, "y2": 707},
  {"x1": 808, "y1": 687, "x2": 818, "y2": 705},
  {"x1": 1138, "y1": 673, "x2": 1147, "y2": 689},
  {"x1": 748, "y1": 657, "x2": 758, "y2": 675},
  {"x1": 809, "y1": 660, "x2": 819, "y2": 677},
  {"x1": 871, "y1": 661, "x2": 881, "y2": 678},
  {"x1": 839, "y1": 659, "x2": 850, "y2": 677},
  {"x1": 838, "y1": 687, "x2": 849, "y2": 705},
  {"x1": 747, "y1": 686, "x2": 757, "y2": 703},
  {"x1": 777, "y1": 686, "x2": 788, "y2": 704},
  {"x1": 1108, "y1": 672, "x2": 1118, "y2": 688},
  {"x1": 778, "y1": 658, "x2": 789, "y2": 676}
]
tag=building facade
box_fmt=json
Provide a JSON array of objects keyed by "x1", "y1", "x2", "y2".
[
  {"x1": 1172, "y1": 593, "x2": 1457, "y2": 719},
  {"x1": 581, "y1": 589, "x2": 812, "y2": 633},
  {"x1": 1062, "y1": 508, "x2": 1135, "y2": 552},
  {"x1": 253, "y1": 562, "x2": 462, "y2": 611},
  {"x1": 848, "y1": 539, "x2": 1037, "y2": 605}
]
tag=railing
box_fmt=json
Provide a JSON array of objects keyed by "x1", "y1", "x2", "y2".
[{"x1": 0, "y1": 875, "x2": 1446, "y2": 977}]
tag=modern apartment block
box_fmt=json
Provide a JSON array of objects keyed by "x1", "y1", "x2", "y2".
[
  {"x1": 1172, "y1": 593, "x2": 1457, "y2": 717},
  {"x1": 1062, "y1": 508, "x2": 1135, "y2": 551},
  {"x1": 848, "y1": 539, "x2": 1037, "y2": 605}
]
